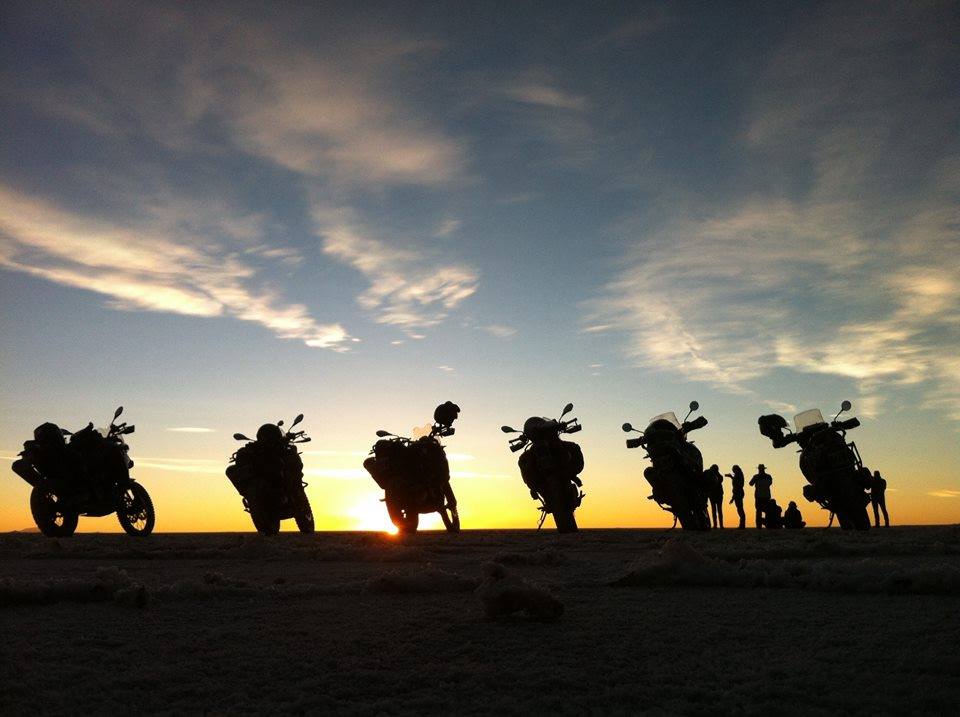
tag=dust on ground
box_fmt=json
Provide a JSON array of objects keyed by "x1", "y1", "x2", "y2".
[{"x1": 2, "y1": 527, "x2": 959, "y2": 715}]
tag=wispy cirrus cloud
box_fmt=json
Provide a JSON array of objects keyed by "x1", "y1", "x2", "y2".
[
  {"x1": 587, "y1": 1, "x2": 960, "y2": 419},
  {"x1": 315, "y1": 208, "x2": 478, "y2": 333},
  {"x1": 134, "y1": 458, "x2": 223, "y2": 474},
  {"x1": 928, "y1": 489, "x2": 960, "y2": 499},
  {"x1": 7, "y1": 4, "x2": 466, "y2": 190},
  {"x1": 1, "y1": 4, "x2": 482, "y2": 343},
  {"x1": 503, "y1": 80, "x2": 588, "y2": 112},
  {"x1": 481, "y1": 324, "x2": 518, "y2": 339},
  {"x1": 0, "y1": 186, "x2": 352, "y2": 349}
]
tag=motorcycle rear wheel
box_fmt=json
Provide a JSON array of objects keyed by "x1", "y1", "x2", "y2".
[
  {"x1": 30, "y1": 486, "x2": 79, "y2": 537},
  {"x1": 116, "y1": 483, "x2": 155, "y2": 536}
]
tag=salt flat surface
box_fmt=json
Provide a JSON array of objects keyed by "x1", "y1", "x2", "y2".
[{"x1": 2, "y1": 527, "x2": 959, "y2": 715}]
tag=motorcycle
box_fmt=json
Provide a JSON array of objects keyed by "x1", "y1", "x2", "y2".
[
  {"x1": 363, "y1": 402, "x2": 461, "y2": 534},
  {"x1": 501, "y1": 402, "x2": 585, "y2": 532},
  {"x1": 227, "y1": 413, "x2": 314, "y2": 535},
  {"x1": 621, "y1": 401, "x2": 710, "y2": 530},
  {"x1": 11, "y1": 406, "x2": 155, "y2": 536},
  {"x1": 758, "y1": 400, "x2": 871, "y2": 530}
]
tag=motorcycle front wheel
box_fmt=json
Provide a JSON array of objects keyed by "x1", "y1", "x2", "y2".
[
  {"x1": 250, "y1": 503, "x2": 281, "y2": 535},
  {"x1": 837, "y1": 484, "x2": 871, "y2": 531},
  {"x1": 30, "y1": 485, "x2": 79, "y2": 537},
  {"x1": 542, "y1": 479, "x2": 578, "y2": 533},
  {"x1": 386, "y1": 494, "x2": 419, "y2": 533},
  {"x1": 440, "y1": 505, "x2": 460, "y2": 532},
  {"x1": 294, "y1": 493, "x2": 315, "y2": 534},
  {"x1": 116, "y1": 483, "x2": 155, "y2": 536}
]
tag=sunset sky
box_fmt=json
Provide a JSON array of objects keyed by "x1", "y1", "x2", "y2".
[{"x1": 1, "y1": 1, "x2": 958, "y2": 532}]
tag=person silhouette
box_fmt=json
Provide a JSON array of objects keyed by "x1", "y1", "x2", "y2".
[
  {"x1": 705, "y1": 464, "x2": 724, "y2": 528},
  {"x1": 871, "y1": 470, "x2": 889, "y2": 527},
  {"x1": 726, "y1": 465, "x2": 746, "y2": 529},
  {"x1": 749, "y1": 464, "x2": 773, "y2": 529},
  {"x1": 783, "y1": 501, "x2": 806, "y2": 529},
  {"x1": 764, "y1": 498, "x2": 783, "y2": 529}
]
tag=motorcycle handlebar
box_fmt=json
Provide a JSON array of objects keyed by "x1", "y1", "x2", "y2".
[
  {"x1": 626, "y1": 437, "x2": 643, "y2": 449},
  {"x1": 510, "y1": 442, "x2": 526, "y2": 453},
  {"x1": 682, "y1": 415, "x2": 708, "y2": 433},
  {"x1": 771, "y1": 433, "x2": 797, "y2": 449},
  {"x1": 564, "y1": 423, "x2": 582, "y2": 434},
  {"x1": 833, "y1": 417, "x2": 860, "y2": 431}
]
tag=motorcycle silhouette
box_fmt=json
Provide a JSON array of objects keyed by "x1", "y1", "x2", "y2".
[
  {"x1": 622, "y1": 401, "x2": 710, "y2": 530},
  {"x1": 11, "y1": 406, "x2": 155, "y2": 536},
  {"x1": 758, "y1": 400, "x2": 871, "y2": 530},
  {"x1": 363, "y1": 402, "x2": 461, "y2": 534},
  {"x1": 227, "y1": 413, "x2": 314, "y2": 535},
  {"x1": 502, "y1": 402, "x2": 585, "y2": 532}
]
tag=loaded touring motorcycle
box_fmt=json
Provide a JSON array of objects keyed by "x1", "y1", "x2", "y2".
[
  {"x1": 622, "y1": 401, "x2": 710, "y2": 530},
  {"x1": 12, "y1": 406, "x2": 155, "y2": 536},
  {"x1": 363, "y1": 401, "x2": 461, "y2": 534},
  {"x1": 758, "y1": 401, "x2": 871, "y2": 530},
  {"x1": 502, "y1": 402, "x2": 585, "y2": 532},
  {"x1": 227, "y1": 414, "x2": 314, "y2": 535}
]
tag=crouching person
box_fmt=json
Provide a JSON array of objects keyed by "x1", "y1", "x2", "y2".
[{"x1": 783, "y1": 501, "x2": 806, "y2": 529}]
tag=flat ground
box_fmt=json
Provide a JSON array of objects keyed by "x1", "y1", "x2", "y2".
[{"x1": 2, "y1": 527, "x2": 959, "y2": 715}]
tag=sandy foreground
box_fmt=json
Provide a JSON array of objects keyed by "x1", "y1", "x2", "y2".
[{"x1": 2, "y1": 527, "x2": 959, "y2": 716}]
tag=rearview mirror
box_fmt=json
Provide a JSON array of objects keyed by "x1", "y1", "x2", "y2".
[
  {"x1": 292, "y1": 414, "x2": 304, "y2": 427},
  {"x1": 501, "y1": 425, "x2": 517, "y2": 433},
  {"x1": 561, "y1": 403, "x2": 574, "y2": 417},
  {"x1": 622, "y1": 423, "x2": 633, "y2": 433},
  {"x1": 841, "y1": 400, "x2": 852, "y2": 412},
  {"x1": 689, "y1": 401, "x2": 699, "y2": 412},
  {"x1": 114, "y1": 406, "x2": 124, "y2": 419},
  {"x1": 277, "y1": 420, "x2": 284, "y2": 427},
  {"x1": 375, "y1": 430, "x2": 392, "y2": 438},
  {"x1": 233, "y1": 433, "x2": 251, "y2": 441}
]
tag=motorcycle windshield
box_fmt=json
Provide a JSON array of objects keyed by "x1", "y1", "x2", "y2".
[
  {"x1": 794, "y1": 409, "x2": 825, "y2": 432},
  {"x1": 411, "y1": 422, "x2": 433, "y2": 439},
  {"x1": 647, "y1": 412, "x2": 681, "y2": 430}
]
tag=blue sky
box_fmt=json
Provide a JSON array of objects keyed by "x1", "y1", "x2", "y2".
[{"x1": 1, "y1": 1, "x2": 958, "y2": 529}]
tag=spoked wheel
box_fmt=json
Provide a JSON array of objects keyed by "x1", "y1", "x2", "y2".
[
  {"x1": 116, "y1": 482, "x2": 155, "y2": 536},
  {"x1": 440, "y1": 504, "x2": 461, "y2": 533},
  {"x1": 294, "y1": 494, "x2": 315, "y2": 534},
  {"x1": 386, "y1": 495, "x2": 419, "y2": 533},
  {"x1": 30, "y1": 486, "x2": 79, "y2": 537}
]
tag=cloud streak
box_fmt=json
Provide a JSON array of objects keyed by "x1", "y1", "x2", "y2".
[
  {"x1": 587, "y1": 2, "x2": 960, "y2": 419},
  {"x1": 0, "y1": 186, "x2": 352, "y2": 349},
  {"x1": 315, "y1": 209, "x2": 478, "y2": 332}
]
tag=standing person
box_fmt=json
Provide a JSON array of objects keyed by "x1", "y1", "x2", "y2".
[
  {"x1": 705, "y1": 464, "x2": 724, "y2": 528},
  {"x1": 726, "y1": 465, "x2": 746, "y2": 529},
  {"x1": 749, "y1": 464, "x2": 773, "y2": 529},
  {"x1": 871, "y1": 470, "x2": 889, "y2": 527}
]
